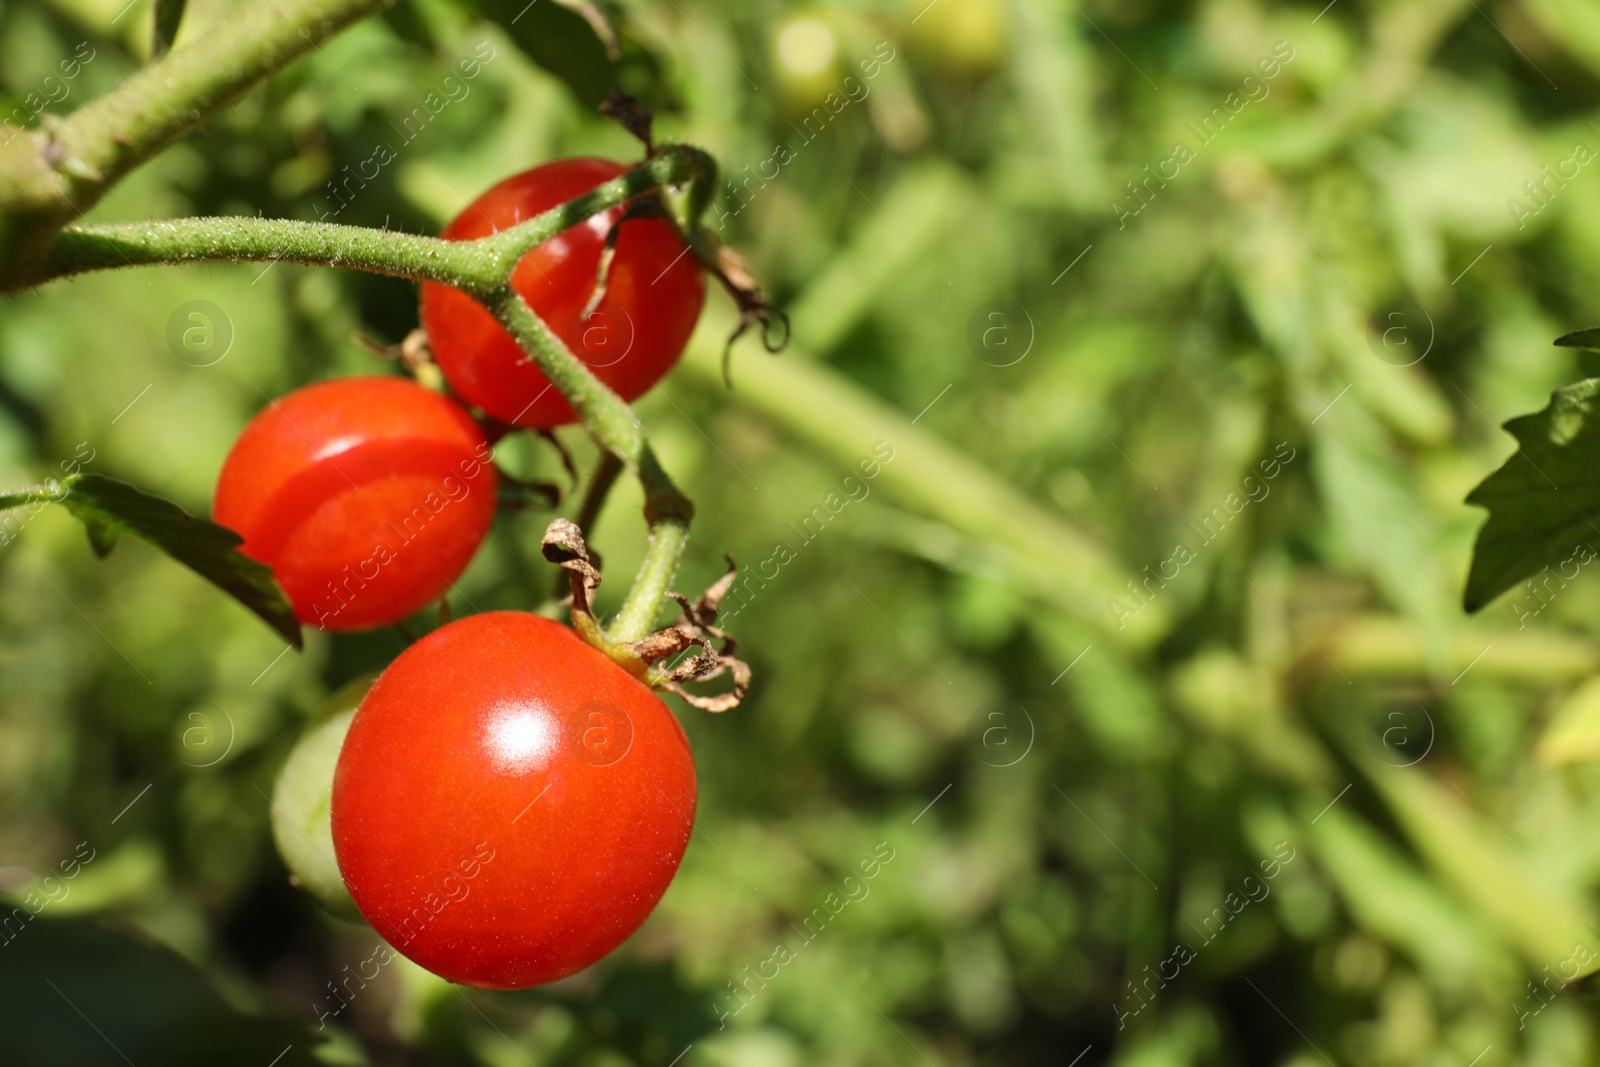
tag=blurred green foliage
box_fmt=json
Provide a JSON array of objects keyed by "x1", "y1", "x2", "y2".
[{"x1": 6, "y1": 0, "x2": 1600, "y2": 1064}]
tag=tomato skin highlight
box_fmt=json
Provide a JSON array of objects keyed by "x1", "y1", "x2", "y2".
[
  {"x1": 213, "y1": 376, "x2": 497, "y2": 632},
  {"x1": 419, "y1": 157, "x2": 707, "y2": 428},
  {"x1": 330, "y1": 611, "x2": 697, "y2": 989}
]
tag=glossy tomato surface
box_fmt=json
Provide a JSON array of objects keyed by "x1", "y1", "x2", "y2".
[
  {"x1": 419, "y1": 157, "x2": 706, "y2": 428},
  {"x1": 330, "y1": 611, "x2": 697, "y2": 989},
  {"x1": 213, "y1": 376, "x2": 497, "y2": 632}
]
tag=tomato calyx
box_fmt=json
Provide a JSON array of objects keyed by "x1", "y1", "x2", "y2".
[
  {"x1": 597, "y1": 90, "x2": 789, "y2": 383},
  {"x1": 541, "y1": 517, "x2": 750, "y2": 711},
  {"x1": 600, "y1": 90, "x2": 656, "y2": 154},
  {"x1": 583, "y1": 194, "x2": 670, "y2": 323},
  {"x1": 708, "y1": 242, "x2": 790, "y2": 370},
  {"x1": 352, "y1": 327, "x2": 451, "y2": 399},
  {"x1": 491, "y1": 464, "x2": 562, "y2": 512}
]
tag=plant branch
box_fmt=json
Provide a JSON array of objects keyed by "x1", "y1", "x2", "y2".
[
  {"x1": 10, "y1": 143, "x2": 721, "y2": 665},
  {"x1": 14, "y1": 147, "x2": 713, "y2": 295},
  {"x1": 0, "y1": 0, "x2": 393, "y2": 288},
  {"x1": 573, "y1": 451, "x2": 624, "y2": 537},
  {"x1": 43, "y1": 217, "x2": 493, "y2": 289},
  {"x1": 0, "y1": 482, "x2": 68, "y2": 512},
  {"x1": 485, "y1": 291, "x2": 692, "y2": 645}
]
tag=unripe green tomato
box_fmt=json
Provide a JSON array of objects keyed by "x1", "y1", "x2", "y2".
[
  {"x1": 908, "y1": 0, "x2": 1007, "y2": 73},
  {"x1": 772, "y1": 12, "x2": 844, "y2": 110},
  {"x1": 270, "y1": 675, "x2": 375, "y2": 919}
]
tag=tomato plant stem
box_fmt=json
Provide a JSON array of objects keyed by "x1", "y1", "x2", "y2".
[
  {"x1": 0, "y1": 0, "x2": 391, "y2": 288},
  {"x1": 0, "y1": 482, "x2": 67, "y2": 511},
  {"x1": 28, "y1": 149, "x2": 713, "y2": 294},
  {"x1": 11, "y1": 147, "x2": 719, "y2": 656},
  {"x1": 487, "y1": 291, "x2": 691, "y2": 645},
  {"x1": 45, "y1": 217, "x2": 493, "y2": 288}
]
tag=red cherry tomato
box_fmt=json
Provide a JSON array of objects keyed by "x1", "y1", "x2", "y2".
[
  {"x1": 331, "y1": 611, "x2": 696, "y2": 988},
  {"x1": 419, "y1": 157, "x2": 706, "y2": 428},
  {"x1": 213, "y1": 376, "x2": 497, "y2": 632}
]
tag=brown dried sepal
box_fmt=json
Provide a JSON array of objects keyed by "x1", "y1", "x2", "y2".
[
  {"x1": 709, "y1": 244, "x2": 789, "y2": 386},
  {"x1": 584, "y1": 195, "x2": 671, "y2": 321},
  {"x1": 541, "y1": 519, "x2": 750, "y2": 711},
  {"x1": 354, "y1": 328, "x2": 434, "y2": 375},
  {"x1": 635, "y1": 558, "x2": 750, "y2": 713},
  {"x1": 541, "y1": 518, "x2": 603, "y2": 622},
  {"x1": 600, "y1": 89, "x2": 654, "y2": 152}
]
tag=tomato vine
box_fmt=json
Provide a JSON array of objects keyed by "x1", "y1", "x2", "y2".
[{"x1": 0, "y1": 2, "x2": 777, "y2": 674}]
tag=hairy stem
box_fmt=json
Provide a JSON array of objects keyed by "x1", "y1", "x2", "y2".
[
  {"x1": 45, "y1": 217, "x2": 492, "y2": 289},
  {"x1": 0, "y1": 482, "x2": 68, "y2": 512},
  {"x1": 0, "y1": 0, "x2": 392, "y2": 287},
  {"x1": 487, "y1": 292, "x2": 692, "y2": 644},
  {"x1": 609, "y1": 492, "x2": 689, "y2": 642},
  {"x1": 10, "y1": 146, "x2": 718, "y2": 652},
  {"x1": 24, "y1": 148, "x2": 712, "y2": 295}
]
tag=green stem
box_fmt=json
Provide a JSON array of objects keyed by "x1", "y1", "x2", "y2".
[
  {"x1": 24, "y1": 148, "x2": 712, "y2": 295},
  {"x1": 45, "y1": 217, "x2": 492, "y2": 289},
  {"x1": 486, "y1": 291, "x2": 691, "y2": 644},
  {"x1": 572, "y1": 451, "x2": 624, "y2": 536},
  {"x1": 0, "y1": 0, "x2": 392, "y2": 288},
  {"x1": 611, "y1": 501, "x2": 689, "y2": 641},
  {"x1": 7, "y1": 147, "x2": 719, "y2": 654},
  {"x1": 0, "y1": 482, "x2": 68, "y2": 511}
]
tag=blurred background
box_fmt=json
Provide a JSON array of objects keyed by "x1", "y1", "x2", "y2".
[{"x1": 5, "y1": 0, "x2": 1600, "y2": 1063}]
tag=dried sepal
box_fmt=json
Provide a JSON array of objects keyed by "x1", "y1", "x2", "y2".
[
  {"x1": 353, "y1": 328, "x2": 443, "y2": 390},
  {"x1": 541, "y1": 518, "x2": 607, "y2": 647},
  {"x1": 709, "y1": 244, "x2": 789, "y2": 386},
  {"x1": 584, "y1": 195, "x2": 670, "y2": 320},
  {"x1": 633, "y1": 558, "x2": 751, "y2": 712},
  {"x1": 600, "y1": 89, "x2": 654, "y2": 152},
  {"x1": 541, "y1": 521, "x2": 750, "y2": 710}
]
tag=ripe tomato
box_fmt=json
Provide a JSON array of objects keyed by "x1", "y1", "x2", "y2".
[
  {"x1": 419, "y1": 157, "x2": 706, "y2": 428},
  {"x1": 213, "y1": 376, "x2": 497, "y2": 632},
  {"x1": 330, "y1": 611, "x2": 696, "y2": 989}
]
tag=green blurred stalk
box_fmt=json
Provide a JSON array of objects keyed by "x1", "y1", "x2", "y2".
[
  {"x1": 29, "y1": 149, "x2": 712, "y2": 294},
  {"x1": 1310, "y1": 615, "x2": 1597, "y2": 686},
  {"x1": 679, "y1": 317, "x2": 1165, "y2": 645}
]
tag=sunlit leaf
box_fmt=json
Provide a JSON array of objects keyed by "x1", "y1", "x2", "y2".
[
  {"x1": 1554, "y1": 327, "x2": 1600, "y2": 352},
  {"x1": 0, "y1": 473, "x2": 303, "y2": 648},
  {"x1": 1464, "y1": 379, "x2": 1600, "y2": 612}
]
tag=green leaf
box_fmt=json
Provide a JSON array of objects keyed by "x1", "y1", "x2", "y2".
[
  {"x1": 475, "y1": 0, "x2": 668, "y2": 109},
  {"x1": 81, "y1": 515, "x2": 121, "y2": 558},
  {"x1": 1554, "y1": 327, "x2": 1600, "y2": 352},
  {"x1": 1463, "y1": 378, "x2": 1600, "y2": 612},
  {"x1": 152, "y1": 0, "x2": 186, "y2": 57},
  {"x1": 50, "y1": 474, "x2": 302, "y2": 647},
  {"x1": 0, "y1": 917, "x2": 324, "y2": 1065}
]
